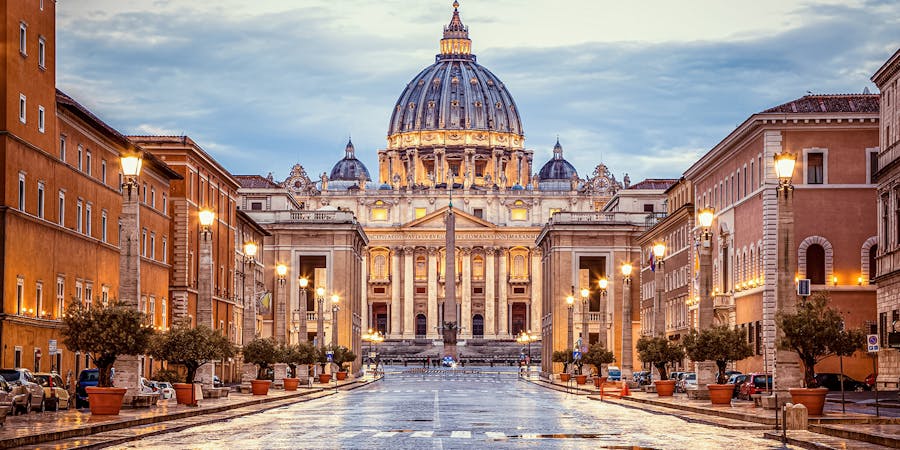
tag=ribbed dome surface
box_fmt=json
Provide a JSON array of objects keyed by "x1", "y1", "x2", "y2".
[
  {"x1": 329, "y1": 139, "x2": 371, "y2": 181},
  {"x1": 538, "y1": 139, "x2": 577, "y2": 180}
]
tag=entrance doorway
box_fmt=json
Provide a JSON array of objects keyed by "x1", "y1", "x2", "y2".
[
  {"x1": 472, "y1": 314, "x2": 484, "y2": 338},
  {"x1": 511, "y1": 303, "x2": 527, "y2": 335},
  {"x1": 416, "y1": 314, "x2": 427, "y2": 338},
  {"x1": 373, "y1": 302, "x2": 388, "y2": 334}
]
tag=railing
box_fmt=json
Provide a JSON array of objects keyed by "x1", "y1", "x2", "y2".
[
  {"x1": 877, "y1": 141, "x2": 897, "y2": 175},
  {"x1": 588, "y1": 313, "x2": 603, "y2": 321},
  {"x1": 243, "y1": 209, "x2": 358, "y2": 224},
  {"x1": 645, "y1": 212, "x2": 668, "y2": 227},
  {"x1": 307, "y1": 312, "x2": 318, "y2": 321},
  {"x1": 713, "y1": 294, "x2": 734, "y2": 310}
]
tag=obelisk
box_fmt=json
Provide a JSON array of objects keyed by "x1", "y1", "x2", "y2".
[{"x1": 443, "y1": 173, "x2": 459, "y2": 360}]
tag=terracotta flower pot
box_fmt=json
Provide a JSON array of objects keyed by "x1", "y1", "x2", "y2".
[
  {"x1": 85, "y1": 387, "x2": 127, "y2": 415},
  {"x1": 173, "y1": 383, "x2": 196, "y2": 406},
  {"x1": 593, "y1": 376, "x2": 608, "y2": 388},
  {"x1": 559, "y1": 373, "x2": 571, "y2": 382},
  {"x1": 575, "y1": 375, "x2": 588, "y2": 385},
  {"x1": 283, "y1": 378, "x2": 300, "y2": 391},
  {"x1": 655, "y1": 380, "x2": 677, "y2": 397},
  {"x1": 708, "y1": 383, "x2": 733, "y2": 405},
  {"x1": 251, "y1": 380, "x2": 271, "y2": 395},
  {"x1": 336, "y1": 371, "x2": 348, "y2": 381},
  {"x1": 790, "y1": 387, "x2": 828, "y2": 416},
  {"x1": 319, "y1": 374, "x2": 332, "y2": 383}
]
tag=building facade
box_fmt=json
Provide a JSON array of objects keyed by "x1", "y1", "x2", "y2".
[{"x1": 873, "y1": 48, "x2": 900, "y2": 389}]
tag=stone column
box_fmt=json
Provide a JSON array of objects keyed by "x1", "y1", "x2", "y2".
[
  {"x1": 531, "y1": 248, "x2": 542, "y2": 333},
  {"x1": 298, "y1": 284, "x2": 308, "y2": 343},
  {"x1": 654, "y1": 257, "x2": 665, "y2": 336},
  {"x1": 774, "y1": 180, "x2": 801, "y2": 392},
  {"x1": 461, "y1": 248, "x2": 472, "y2": 338},
  {"x1": 696, "y1": 228, "x2": 717, "y2": 395},
  {"x1": 274, "y1": 270, "x2": 287, "y2": 344},
  {"x1": 621, "y1": 273, "x2": 634, "y2": 381},
  {"x1": 390, "y1": 248, "x2": 401, "y2": 337},
  {"x1": 403, "y1": 247, "x2": 415, "y2": 338},
  {"x1": 484, "y1": 247, "x2": 496, "y2": 337},
  {"x1": 498, "y1": 248, "x2": 509, "y2": 337},
  {"x1": 427, "y1": 247, "x2": 439, "y2": 339},
  {"x1": 360, "y1": 253, "x2": 368, "y2": 333},
  {"x1": 196, "y1": 227, "x2": 215, "y2": 388},
  {"x1": 118, "y1": 190, "x2": 141, "y2": 401}
]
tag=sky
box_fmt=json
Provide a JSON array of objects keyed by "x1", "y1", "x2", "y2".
[{"x1": 57, "y1": 0, "x2": 900, "y2": 183}]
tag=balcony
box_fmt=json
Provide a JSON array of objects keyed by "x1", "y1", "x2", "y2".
[
  {"x1": 307, "y1": 312, "x2": 318, "y2": 321},
  {"x1": 713, "y1": 294, "x2": 734, "y2": 310},
  {"x1": 587, "y1": 312, "x2": 603, "y2": 322},
  {"x1": 243, "y1": 209, "x2": 358, "y2": 224}
]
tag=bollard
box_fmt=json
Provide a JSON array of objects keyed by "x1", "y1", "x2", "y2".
[{"x1": 784, "y1": 403, "x2": 808, "y2": 430}]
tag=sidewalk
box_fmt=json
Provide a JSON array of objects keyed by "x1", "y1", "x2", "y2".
[
  {"x1": 0, "y1": 377, "x2": 375, "y2": 449},
  {"x1": 527, "y1": 377, "x2": 900, "y2": 449}
]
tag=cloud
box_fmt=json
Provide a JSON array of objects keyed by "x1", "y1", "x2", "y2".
[{"x1": 56, "y1": 1, "x2": 900, "y2": 183}]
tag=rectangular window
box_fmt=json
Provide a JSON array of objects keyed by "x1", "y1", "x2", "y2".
[
  {"x1": 415, "y1": 207, "x2": 427, "y2": 219},
  {"x1": 19, "y1": 23, "x2": 26, "y2": 55},
  {"x1": 57, "y1": 191, "x2": 64, "y2": 226},
  {"x1": 250, "y1": 201, "x2": 262, "y2": 210},
  {"x1": 510, "y1": 208, "x2": 528, "y2": 221},
  {"x1": 18, "y1": 173, "x2": 25, "y2": 210},
  {"x1": 38, "y1": 36, "x2": 45, "y2": 68},
  {"x1": 101, "y1": 160, "x2": 107, "y2": 185},
  {"x1": 141, "y1": 229, "x2": 147, "y2": 257},
  {"x1": 14, "y1": 348, "x2": 21, "y2": 370},
  {"x1": 38, "y1": 106, "x2": 45, "y2": 133},
  {"x1": 473, "y1": 208, "x2": 484, "y2": 219},
  {"x1": 162, "y1": 194, "x2": 168, "y2": 213},
  {"x1": 85, "y1": 284, "x2": 93, "y2": 308},
  {"x1": 37, "y1": 182, "x2": 44, "y2": 219},
  {"x1": 56, "y1": 277, "x2": 64, "y2": 319},
  {"x1": 869, "y1": 149, "x2": 879, "y2": 184},
  {"x1": 77, "y1": 145, "x2": 83, "y2": 171},
  {"x1": 758, "y1": 155, "x2": 763, "y2": 187},
  {"x1": 59, "y1": 136, "x2": 66, "y2": 161},
  {"x1": 162, "y1": 237, "x2": 168, "y2": 263},
  {"x1": 35, "y1": 282, "x2": 43, "y2": 318},
  {"x1": 149, "y1": 297, "x2": 156, "y2": 325},
  {"x1": 85, "y1": 151, "x2": 92, "y2": 176},
  {"x1": 643, "y1": 204, "x2": 654, "y2": 212},
  {"x1": 76, "y1": 200, "x2": 83, "y2": 233},
  {"x1": 150, "y1": 233, "x2": 156, "y2": 259},
  {"x1": 85, "y1": 203, "x2": 92, "y2": 237},
  {"x1": 750, "y1": 160, "x2": 755, "y2": 188},
  {"x1": 807, "y1": 152, "x2": 824, "y2": 184},
  {"x1": 151, "y1": 188, "x2": 156, "y2": 208},
  {"x1": 75, "y1": 280, "x2": 83, "y2": 305},
  {"x1": 142, "y1": 183, "x2": 147, "y2": 203},
  {"x1": 19, "y1": 94, "x2": 26, "y2": 123},
  {"x1": 101, "y1": 286, "x2": 109, "y2": 307},
  {"x1": 101, "y1": 211, "x2": 108, "y2": 243},
  {"x1": 371, "y1": 208, "x2": 388, "y2": 221},
  {"x1": 16, "y1": 278, "x2": 24, "y2": 315}
]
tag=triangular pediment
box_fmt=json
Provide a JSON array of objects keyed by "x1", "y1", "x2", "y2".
[{"x1": 403, "y1": 206, "x2": 496, "y2": 229}]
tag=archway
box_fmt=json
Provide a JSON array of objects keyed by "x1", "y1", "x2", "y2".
[
  {"x1": 511, "y1": 303, "x2": 527, "y2": 335},
  {"x1": 416, "y1": 314, "x2": 427, "y2": 337},
  {"x1": 472, "y1": 314, "x2": 484, "y2": 338}
]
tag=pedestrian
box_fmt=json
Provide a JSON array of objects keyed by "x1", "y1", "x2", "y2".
[{"x1": 109, "y1": 367, "x2": 115, "y2": 386}]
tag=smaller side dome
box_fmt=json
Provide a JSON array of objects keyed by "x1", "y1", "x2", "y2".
[
  {"x1": 329, "y1": 139, "x2": 371, "y2": 182},
  {"x1": 538, "y1": 138, "x2": 577, "y2": 180}
]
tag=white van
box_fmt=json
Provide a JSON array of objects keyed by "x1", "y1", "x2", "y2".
[{"x1": 607, "y1": 366, "x2": 621, "y2": 381}]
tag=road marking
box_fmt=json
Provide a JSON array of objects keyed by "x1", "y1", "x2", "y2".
[
  {"x1": 485, "y1": 432, "x2": 507, "y2": 439},
  {"x1": 411, "y1": 431, "x2": 434, "y2": 437},
  {"x1": 373, "y1": 431, "x2": 398, "y2": 438},
  {"x1": 521, "y1": 433, "x2": 539, "y2": 439},
  {"x1": 451, "y1": 431, "x2": 471, "y2": 439},
  {"x1": 433, "y1": 390, "x2": 441, "y2": 428},
  {"x1": 337, "y1": 431, "x2": 360, "y2": 438}
]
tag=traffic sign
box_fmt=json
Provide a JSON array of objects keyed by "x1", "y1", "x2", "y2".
[
  {"x1": 48, "y1": 339, "x2": 57, "y2": 355},
  {"x1": 326, "y1": 351, "x2": 334, "y2": 362},
  {"x1": 573, "y1": 350, "x2": 581, "y2": 360},
  {"x1": 867, "y1": 334, "x2": 880, "y2": 353}
]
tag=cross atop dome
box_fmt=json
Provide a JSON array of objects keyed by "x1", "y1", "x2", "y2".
[
  {"x1": 440, "y1": 1, "x2": 472, "y2": 59},
  {"x1": 553, "y1": 138, "x2": 564, "y2": 159},
  {"x1": 345, "y1": 138, "x2": 355, "y2": 159}
]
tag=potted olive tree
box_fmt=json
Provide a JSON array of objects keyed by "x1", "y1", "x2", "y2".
[
  {"x1": 279, "y1": 342, "x2": 317, "y2": 391},
  {"x1": 636, "y1": 335, "x2": 684, "y2": 396},
  {"x1": 242, "y1": 337, "x2": 279, "y2": 395},
  {"x1": 333, "y1": 346, "x2": 357, "y2": 380},
  {"x1": 61, "y1": 302, "x2": 154, "y2": 415},
  {"x1": 683, "y1": 325, "x2": 753, "y2": 405},
  {"x1": 149, "y1": 319, "x2": 237, "y2": 405},
  {"x1": 552, "y1": 350, "x2": 573, "y2": 382},
  {"x1": 582, "y1": 343, "x2": 616, "y2": 388},
  {"x1": 777, "y1": 293, "x2": 865, "y2": 415}
]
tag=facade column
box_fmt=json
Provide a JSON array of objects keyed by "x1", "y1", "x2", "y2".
[
  {"x1": 436, "y1": 149, "x2": 446, "y2": 184},
  {"x1": 403, "y1": 247, "x2": 415, "y2": 338},
  {"x1": 461, "y1": 248, "x2": 472, "y2": 338},
  {"x1": 118, "y1": 186, "x2": 141, "y2": 402},
  {"x1": 390, "y1": 248, "x2": 401, "y2": 337},
  {"x1": 360, "y1": 253, "x2": 368, "y2": 333},
  {"x1": 196, "y1": 227, "x2": 216, "y2": 388},
  {"x1": 498, "y1": 248, "x2": 509, "y2": 337},
  {"x1": 696, "y1": 227, "x2": 717, "y2": 396},
  {"x1": 427, "y1": 247, "x2": 439, "y2": 339},
  {"x1": 530, "y1": 248, "x2": 542, "y2": 333},
  {"x1": 774, "y1": 178, "x2": 801, "y2": 392},
  {"x1": 621, "y1": 271, "x2": 634, "y2": 381},
  {"x1": 654, "y1": 257, "x2": 666, "y2": 336},
  {"x1": 484, "y1": 247, "x2": 496, "y2": 337}
]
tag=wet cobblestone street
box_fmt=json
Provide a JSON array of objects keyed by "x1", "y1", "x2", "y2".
[{"x1": 120, "y1": 368, "x2": 794, "y2": 449}]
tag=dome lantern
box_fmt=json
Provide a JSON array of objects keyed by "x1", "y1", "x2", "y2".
[{"x1": 440, "y1": 1, "x2": 472, "y2": 60}]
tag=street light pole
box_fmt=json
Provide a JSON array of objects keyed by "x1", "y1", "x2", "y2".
[
  {"x1": 331, "y1": 293, "x2": 340, "y2": 347},
  {"x1": 316, "y1": 287, "x2": 325, "y2": 348},
  {"x1": 298, "y1": 277, "x2": 309, "y2": 343},
  {"x1": 597, "y1": 278, "x2": 609, "y2": 348},
  {"x1": 620, "y1": 263, "x2": 633, "y2": 381},
  {"x1": 696, "y1": 207, "x2": 718, "y2": 396},
  {"x1": 580, "y1": 287, "x2": 590, "y2": 350},
  {"x1": 566, "y1": 287, "x2": 575, "y2": 375},
  {"x1": 773, "y1": 151, "x2": 800, "y2": 393},
  {"x1": 653, "y1": 243, "x2": 667, "y2": 336}
]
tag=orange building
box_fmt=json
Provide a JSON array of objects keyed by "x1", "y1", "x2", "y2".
[{"x1": 683, "y1": 94, "x2": 879, "y2": 381}]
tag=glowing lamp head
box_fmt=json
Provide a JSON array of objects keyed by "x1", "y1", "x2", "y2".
[
  {"x1": 316, "y1": 287, "x2": 325, "y2": 297},
  {"x1": 566, "y1": 295, "x2": 575, "y2": 306},
  {"x1": 199, "y1": 209, "x2": 215, "y2": 227},
  {"x1": 652, "y1": 242, "x2": 666, "y2": 258},
  {"x1": 598, "y1": 278, "x2": 609, "y2": 290},
  {"x1": 621, "y1": 263, "x2": 633, "y2": 277},
  {"x1": 331, "y1": 294, "x2": 340, "y2": 304},
  {"x1": 276, "y1": 264, "x2": 288, "y2": 278},
  {"x1": 120, "y1": 153, "x2": 143, "y2": 178},
  {"x1": 698, "y1": 207, "x2": 715, "y2": 229},
  {"x1": 299, "y1": 277, "x2": 309, "y2": 288},
  {"x1": 774, "y1": 152, "x2": 797, "y2": 182},
  {"x1": 243, "y1": 241, "x2": 258, "y2": 258},
  {"x1": 580, "y1": 288, "x2": 590, "y2": 299}
]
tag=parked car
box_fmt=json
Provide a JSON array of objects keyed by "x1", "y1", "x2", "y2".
[
  {"x1": 633, "y1": 371, "x2": 652, "y2": 386},
  {"x1": 0, "y1": 368, "x2": 45, "y2": 414},
  {"x1": 738, "y1": 373, "x2": 772, "y2": 400},
  {"x1": 34, "y1": 373, "x2": 69, "y2": 410},
  {"x1": 670, "y1": 372, "x2": 685, "y2": 384},
  {"x1": 724, "y1": 370, "x2": 742, "y2": 377},
  {"x1": 814, "y1": 373, "x2": 870, "y2": 391},
  {"x1": 75, "y1": 369, "x2": 99, "y2": 409},
  {"x1": 607, "y1": 366, "x2": 621, "y2": 381},
  {"x1": 154, "y1": 381, "x2": 175, "y2": 400},
  {"x1": 676, "y1": 372, "x2": 697, "y2": 392},
  {"x1": 0, "y1": 378, "x2": 15, "y2": 422},
  {"x1": 728, "y1": 374, "x2": 749, "y2": 398}
]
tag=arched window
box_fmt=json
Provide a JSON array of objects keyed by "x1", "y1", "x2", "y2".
[
  {"x1": 373, "y1": 254, "x2": 387, "y2": 280},
  {"x1": 415, "y1": 255, "x2": 427, "y2": 280},
  {"x1": 472, "y1": 255, "x2": 484, "y2": 280},
  {"x1": 472, "y1": 314, "x2": 484, "y2": 337},
  {"x1": 512, "y1": 255, "x2": 526, "y2": 278},
  {"x1": 415, "y1": 314, "x2": 426, "y2": 337},
  {"x1": 806, "y1": 244, "x2": 826, "y2": 284}
]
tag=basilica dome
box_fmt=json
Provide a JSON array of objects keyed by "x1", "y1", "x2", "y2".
[
  {"x1": 387, "y1": 2, "x2": 523, "y2": 140},
  {"x1": 538, "y1": 139, "x2": 577, "y2": 191},
  {"x1": 329, "y1": 139, "x2": 370, "y2": 181}
]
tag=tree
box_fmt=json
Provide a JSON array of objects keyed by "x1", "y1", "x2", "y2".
[
  {"x1": 318, "y1": 345, "x2": 357, "y2": 373},
  {"x1": 552, "y1": 350, "x2": 572, "y2": 373},
  {"x1": 582, "y1": 343, "x2": 616, "y2": 376},
  {"x1": 279, "y1": 342, "x2": 318, "y2": 379},
  {"x1": 683, "y1": 325, "x2": 753, "y2": 384},
  {"x1": 777, "y1": 293, "x2": 866, "y2": 387},
  {"x1": 149, "y1": 319, "x2": 237, "y2": 384},
  {"x1": 636, "y1": 335, "x2": 684, "y2": 381},
  {"x1": 61, "y1": 302, "x2": 154, "y2": 388},
  {"x1": 242, "y1": 337, "x2": 279, "y2": 380}
]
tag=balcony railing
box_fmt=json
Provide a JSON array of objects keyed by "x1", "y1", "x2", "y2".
[
  {"x1": 243, "y1": 209, "x2": 358, "y2": 224},
  {"x1": 713, "y1": 294, "x2": 734, "y2": 310},
  {"x1": 588, "y1": 312, "x2": 603, "y2": 321},
  {"x1": 307, "y1": 312, "x2": 318, "y2": 321}
]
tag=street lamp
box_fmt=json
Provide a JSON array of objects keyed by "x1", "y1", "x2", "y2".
[
  {"x1": 316, "y1": 286, "x2": 326, "y2": 348},
  {"x1": 653, "y1": 242, "x2": 666, "y2": 336},
  {"x1": 566, "y1": 287, "x2": 575, "y2": 374},
  {"x1": 620, "y1": 263, "x2": 633, "y2": 380},
  {"x1": 362, "y1": 328, "x2": 384, "y2": 373},
  {"x1": 580, "y1": 287, "x2": 590, "y2": 349},
  {"x1": 276, "y1": 264, "x2": 287, "y2": 287},
  {"x1": 297, "y1": 277, "x2": 309, "y2": 344},
  {"x1": 516, "y1": 330, "x2": 536, "y2": 376},
  {"x1": 773, "y1": 151, "x2": 799, "y2": 393},
  {"x1": 199, "y1": 209, "x2": 215, "y2": 239},
  {"x1": 597, "y1": 277, "x2": 609, "y2": 347},
  {"x1": 331, "y1": 293, "x2": 341, "y2": 346},
  {"x1": 120, "y1": 151, "x2": 143, "y2": 199},
  {"x1": 696, "y1": 206, "x2": 719, "y2": 394}
]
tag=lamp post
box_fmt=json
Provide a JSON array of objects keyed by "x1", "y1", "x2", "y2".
[
  {"x1": 696, "y1": 206, "x2": 718, "y2": 396},
  {"x1": 597, "y1": 278, "x2": 609, "y2": 347},
  {"x1": 620, "y1": 263, "x2": 633, "y2": 381},
  {"x1": 331, "y1": 293, "x2": 340, "y2": 347},
  {"x1": 580, "y1": 287, "x2": 590, "y2": 350},
  {"x1": 316, "y1": 286, "x2": 326, "y2": 348},
  {"x1": 653, "y1": 242, "x2": 667, "y2": 336},
  {"x1": 773, "y1": 151, "x2": 800, "y2": 393},
  {"x1": 118, "y1": 151, "x2": 143, "y2": 399},
  {"x1": 197, "y1": 208, "x2": 216, "y2": 387},
  {"x1": 516, "y1": 330, "x2": 536, "y2": 376},
  {"x1": 362, "y1": 328, "x2": 384, "y2": 374},
  {"x1": 297, "y1": 277, "x2": 309, "y2": 343},
  {"x1": 566, "y1": 288, "x2": 575, "y2": 374},
  {"x1": 242, "y1": 241, "x2": 258, "y2": 309}
]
